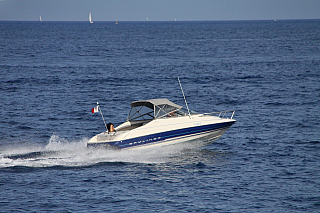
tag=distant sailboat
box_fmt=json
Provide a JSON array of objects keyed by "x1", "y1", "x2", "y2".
[
  {"x1": 115, "y1": 20, "x2": 118, "y2": 24},
  {"x1": 89, "y1": 12, "x2": 93, "y2": 23},
  {"x1": 39, "y1": 16, "x2": 42, "y2": 22}
]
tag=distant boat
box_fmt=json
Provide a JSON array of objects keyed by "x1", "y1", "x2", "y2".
[
  {"x1": 89, "y1": 12, "x2": 93, "y2": 23},
  {"x1": 115, "y1": 20, "x2": 118, "y2": 24},
  {"x1": 39, "y1": 16, "x2": 42, "y2": 22}
]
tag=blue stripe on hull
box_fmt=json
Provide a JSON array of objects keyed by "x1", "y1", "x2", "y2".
[{"x1": 88, "y1": 121, "x2": 235, "y2": 149}]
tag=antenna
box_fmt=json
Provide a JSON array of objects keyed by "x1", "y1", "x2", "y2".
[
  {"x1": 178, "y1": 77, "x2": 191, "y2": 119},
  {"x1": 97, "y1": 102, "x2": 107, "y2": 130}
]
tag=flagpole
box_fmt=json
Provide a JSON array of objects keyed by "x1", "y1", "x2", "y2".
[{"x1": 97, "y1": 102, "x2": 107, "y2": 130}]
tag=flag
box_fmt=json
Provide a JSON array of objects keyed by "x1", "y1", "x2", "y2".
[{"x1": 91, "y1": 106, "x2": 99, "y2": 113}]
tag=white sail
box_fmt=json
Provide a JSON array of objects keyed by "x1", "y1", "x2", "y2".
[
  {"x1": 89, "y1": 12, "x2": 93, "y2": 23},
  {"x1": 40, "y1": 16, "x2": 42, "y2": 22}
]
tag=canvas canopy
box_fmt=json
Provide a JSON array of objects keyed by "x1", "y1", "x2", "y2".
[
  {"x1": 128, "y1": 99, "x2": 183, "y2": 121},
  {"x1": 131, "y1": 99, "x2": 182, "y2": 109}
]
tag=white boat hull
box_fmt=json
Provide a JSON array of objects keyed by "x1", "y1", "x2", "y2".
[
  {"x1": 124, "y1": 125, "x2": 230, "y2": 150},
  {"x1": 88, "y1": 115, "x2": 235, "y2": 150}
]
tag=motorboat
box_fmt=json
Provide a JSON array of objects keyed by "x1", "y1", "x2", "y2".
[{"x1": 87, "y1": 98, "x2": 236, "y2": 150}]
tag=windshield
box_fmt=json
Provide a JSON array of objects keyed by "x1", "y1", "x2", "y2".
[
  {"x1": 154, "y1": 104, "x2": 178, "y2": 118},
  {"x1": 174, "y1": 108, "x2": 198, "y2": 116},
  {"x1": 127, "y1": 105, "x2": 199, "y2": 121}
]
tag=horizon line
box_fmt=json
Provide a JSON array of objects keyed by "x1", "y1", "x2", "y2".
[{"x1": 1, "y1": 18, "x2": 319, "y2": 22}]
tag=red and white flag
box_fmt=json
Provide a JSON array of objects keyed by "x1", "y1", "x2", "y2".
[{"x1": 91, "y1": 106, "x2": 99, "y2": 113}]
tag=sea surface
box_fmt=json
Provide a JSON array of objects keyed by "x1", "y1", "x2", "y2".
[{"x1": 0, "y1": 20, "x2": 319, "y2": 212}]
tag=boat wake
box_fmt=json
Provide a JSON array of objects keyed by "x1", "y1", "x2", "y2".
[{"x1": 0, "y1": 134, "x2": 200, "y2": 168}]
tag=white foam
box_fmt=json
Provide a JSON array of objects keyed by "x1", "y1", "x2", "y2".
[{"x1": 0, "y1": 134, "x2": 194, "y2": 168}]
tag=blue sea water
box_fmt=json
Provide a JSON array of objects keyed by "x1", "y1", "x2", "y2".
[{"x1": 0, "y1": 20, "x2": 320, "y2": 212}]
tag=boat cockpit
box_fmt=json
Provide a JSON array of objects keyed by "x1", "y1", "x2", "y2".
[{"x1": 116, "y1": 98, "x2": 198, "y2": 132}]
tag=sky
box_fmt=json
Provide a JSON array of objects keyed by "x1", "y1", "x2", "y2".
[{"x1": 0, "y1": 0, "x2": 319, "y2": 22}]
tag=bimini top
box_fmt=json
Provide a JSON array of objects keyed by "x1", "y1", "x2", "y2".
[
  {"x1": 128, "y1": 99, "x2": 183, "y2": 121},
  {"x1": 131, "y1": 99, "x2": 182, "y2": 109}
]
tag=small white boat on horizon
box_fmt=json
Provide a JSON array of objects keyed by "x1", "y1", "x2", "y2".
[{"x1": 89, "y1": 12, "x2": 93, "y2": 23}]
